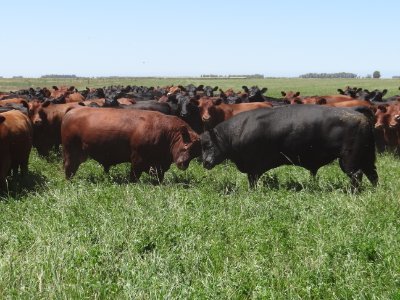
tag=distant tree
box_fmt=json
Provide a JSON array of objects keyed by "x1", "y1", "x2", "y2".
[{"x1": 373, "y1": 71, "x2": 381, "y2": 79}]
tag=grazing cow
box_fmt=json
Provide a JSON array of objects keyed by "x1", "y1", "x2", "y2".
[
  {"x1": 0, "y1": 110, "x2": 33, "y2": 189},
  {"x1": 192, "y1": 97, "x2": 272, "y2": 129},
  {"x1": 61, "y1": 107, "x2": 201, "y2": 182},
  {"x1": 28, "y1": 100, "x2": 81, "y2": 156},
  {"x1": 200, "y1": 105, "x2": 378, "y2": 190}
]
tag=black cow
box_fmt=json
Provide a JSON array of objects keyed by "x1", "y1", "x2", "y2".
[{"x1": 200, "y1": 105, "x2": 378, "y2": 190}]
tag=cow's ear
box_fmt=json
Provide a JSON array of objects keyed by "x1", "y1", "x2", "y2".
[
  {"x1": 190, "y1": 98, "x2": 199, "y2": 106},
  {"x1": 52, "y1": 86, "x2": 58, "y2": 90},
  {"x1": 260, "y1": 88, "x2": 268, "y2": 94},
  {"x1": 197, "y1": 85, "x2": 204, "y2": 91},
  {"x1": 294, "y1": 91, "x2": 300, "y2": 97},
  {"x1": 219, "y1": 89, "x2": 227, "y2": 98},
  {"x1": 212, "y1": 98, "x2": 222, "y2": 105},
  {"x1": 281, "y1": 91, "x2": 286, "y2": 96},
  {"x1": 0, "y1": 115, "x2": 5, "y2": 124},
  {"x1": 178, "y1": 85, "x2": 186, "y2": 91},
  {"x1": 68, "y1": 86, "x2": 75, "y2": 92},
  {"x1": 213, "y1": 86, "x2": 219, "y2": 91},
  {"x1": 42, "y1": 100, "x2": 52, "y2": 107},
  {"x1": 337, "y1": 89, "x2": 344, "y2": 94},
  {"x1": 356, "y1": 88, "x2": 362, "y2": 93},
  {"x1": 242, "y1": 86, "x2": 249, "y2": 93},
  {"x1": 382, "y1": 89, "x2": 387, "y2": 96},
  {"x1": 180, "y1": 126, "x2": 191, "y2": 144}
]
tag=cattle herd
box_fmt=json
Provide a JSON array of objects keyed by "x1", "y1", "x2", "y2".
[{"x1": 0, "y1": 84, "x2": 399, "y2": 191}]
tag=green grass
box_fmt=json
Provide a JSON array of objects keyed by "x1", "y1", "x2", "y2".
[{"x1": 0, "y1": 78, "x2": 400, "y2": 298}]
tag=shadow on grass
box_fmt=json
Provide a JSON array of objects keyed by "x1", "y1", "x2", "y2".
[
  {"x1": 1, "y1": 170, "x2": 48, "y2": 200},
  {"x1": 259, "y1": 173, "x2": 368, "y2": 194}
]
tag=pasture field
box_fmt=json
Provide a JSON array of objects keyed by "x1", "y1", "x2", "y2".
[{"x1": 0, "y1": 78, "x2": 400, "y2": 298}]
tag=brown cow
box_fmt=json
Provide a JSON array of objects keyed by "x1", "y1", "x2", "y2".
[
  {"x1": 28, "y1": 100, "x2": 81, "y2": 156},
  {"x1": 374, "y1": 103, "x2": 400, "y2": 154},
  {"x1": 0, "y1": 110, "x2": 33, "y2": 189},
  {"x1": 324, "y1": 99, "x2": 375, "y2": 108},
  {"x1": 281, "y1": 91, "x2": 354, "y2": 105},
  {"x1": 192, "y1": 97, "x2": 272, "y2": 129},
  {"x1": 61, "y1": 107, "x2": 201, "y2": 182}
]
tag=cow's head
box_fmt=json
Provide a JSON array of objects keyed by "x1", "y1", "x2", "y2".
[
  {"x1": 203, "y1": 86, "x2": 218, "y2": 97},
  {"x1": 173, "y1": 126, "x2": 201, "y2": 170},
  {"x1": 368, "y1": 89, "x2": 387, "y2": 102},
  {"x1": 337, "y1": 86, "x2": 362, "y2": 98},
  {"x1": 243, "y1": 86, "x2": 268, "y2": 102},
  {"x1": 192, "y1": 97, "x2": 222, "y2": 129},
  {"x1": 200, "y1": 130, "x2": 225, "y2": 170},
  {"x1": 374, "y1": 105, "x2": 389, "y2": 129},
  {"x1": 281, "y1": 91, "x2": 301, "y2": 104}
]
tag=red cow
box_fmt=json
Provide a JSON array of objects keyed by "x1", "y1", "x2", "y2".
[
  {"x1": 324, "y1": 99, "x2": 375, "y2": 108},
  {"x1": 61, "y1": 107, "x2": 201, "y2": 182},
  {"x1": 192, "y1": 97, "x2": 272, "y2": 129},
  {"x1": 374, "y1": 103, "x2": 400, "y2": 154},
  {"x1": 281, "y1": 91, "x2": 354, "y2": 105},
  {"x1": 0, "y1": 110, "x2": 33, "y2": 189},
  {"x1": 28, "y1": 100, "x2": 81, "y2": 156}
]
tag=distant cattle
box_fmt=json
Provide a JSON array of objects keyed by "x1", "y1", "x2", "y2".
[
  {"x1": 61, "y1": 107, "x2": 201, "y2": 182},
  {"x1": 200, "y1": 105, "x2": 378, "y2": 190},
  {"x1": 0, "y1": 110, "x2": 33, "y2": 189},
  {"x1": 192, "y1": 97, "x2": 272, "y2": 129}
]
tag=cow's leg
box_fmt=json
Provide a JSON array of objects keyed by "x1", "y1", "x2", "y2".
[
  {"x1": 130, "y1": 165, "x2": 143, "y2": 183},
  {"x1": 103, "y1": 165, "x2": 110, "y2": 174},
  {"x1": 362, "y1": 165, "x2": 378, "y2": 187},
  {"x1": 247, "y1": 173, "x2": 260, "y2": 189},
  {"x1": 339, "y1": 157, "x2": 363, "y2": 192},
  {"x1": 63, "y1": 146, "x2": 82, "y2": 180},
  {"x1": 130, "y1": 153, "x2": 144, "y2": 183}
]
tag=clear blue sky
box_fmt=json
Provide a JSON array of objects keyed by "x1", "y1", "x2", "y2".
[{"x1": 1, "y1": 0, "x2": 399, "y2": 78}]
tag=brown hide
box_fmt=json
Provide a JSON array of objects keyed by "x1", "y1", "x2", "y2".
[
  {"x1": 0, "y1": 110, "x2": 33, "y2": 188},
  {"x1": 324, "y1": 100, "x2": 375, "y2": 108},
  {"x1": 61, "y1": 107, "x2": 201, "y2": 182},
  {"x1": 374, "y1": 103, "x2": 400, "y2": 154},
  {"x1": 195, "y1": 97, "x2": 272, "y2": 129},
  {"x1": 28, "y1": 101, "x2": 81, "y2": 156}
]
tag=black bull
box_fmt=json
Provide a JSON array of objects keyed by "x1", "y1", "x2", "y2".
[{"x1": 200, "y1": 105, "x2": 378, "y2": 189}]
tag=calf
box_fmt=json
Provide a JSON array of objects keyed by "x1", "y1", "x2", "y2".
[
  {"x1": 61, "y1": 107, "x2": 201, "y2": 182},
  {"x1": 201, "y1": 105, "x2": 378, "y2": 190}
]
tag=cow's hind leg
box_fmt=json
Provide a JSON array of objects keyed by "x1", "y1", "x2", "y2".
[
  {"x1": 63, "y1": 144, "x2": 83, "y2": 180},
  {"x1": 362, "y1": 165, "x2": 378, "y2": 187}
]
